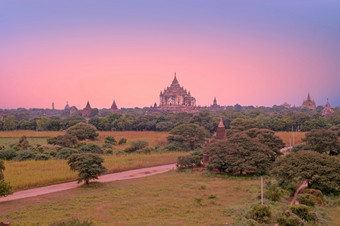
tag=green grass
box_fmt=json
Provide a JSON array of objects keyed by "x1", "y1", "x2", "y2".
[
  {"x1": 4, "y1": 152, "x2": 186, "y2": 191},
  {"x1": 0, "y1": 171, "x2": 261, "y2": 225}
]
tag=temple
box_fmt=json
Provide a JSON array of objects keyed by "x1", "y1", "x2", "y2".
[
  {"x1": 110, "y1": 100, "x2": 122, "y2": 114},
  {"x1": 322, "y1": 98, "x2": 334, "y2": 117},
  {"x1": 157, "y1": 73, "x2": 199, "y2": 112},
  {"x1": 215, "y1": 117, "x2": 227, "y2": 140},
  {"x1": 82, "y1": 101, "x2": 92, "y2": 117},
  {"x1": 301, "y1": 93, "x2": 316, "y2": 110}
]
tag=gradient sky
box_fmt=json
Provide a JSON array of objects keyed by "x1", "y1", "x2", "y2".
[{"x1": 1, "y1": 0, "x2": 339, "y2": 109}]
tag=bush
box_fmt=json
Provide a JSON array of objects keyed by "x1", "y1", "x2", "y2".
[
  {"x1": 249, "y1": 204, "x2": 272, "y2": 223},
  {"x1": 78, "y1": 144, "x2": 103, "y2": 154},
  {"x1": 55, "y1": 134, "x2": 78, "y2": 147},
  {"x1": 0, "y1": 149, "x2": 17, "y2": 160},
  {"x1": 118, "y1": 138, "x2": 127, "y2": 145},
  {"x1": 299, "y1": 189, "x2": 324, "y2": 206},
  {"x1": 50, "y1": 218, "x2": 93, "y2": 226},
  {"x1": 14, "y1": 150, "x2": 36, "y2": 161},
  {"x1": 298, "y1": 194, "x2": 316, "y2": 207},
  {"x1": 35, "y1": 154, "x2": 51, "y2": 161},
  {"x1": 131, "y1": 140, "x2": 149, "y2": 150},
  {"x1": 0, "y1": 180, "x2": 12, "y2": 197},
  {"x1": 289, "y1": 205, "x2": 316, "y2": 222},
  {"x1": 163, "y1": 141, "x2": 189, "y2": 151},
  {"x1": 176, "y1": 155, "x2": 201, "y2": 169},
  {"x1": 66, "y1": 123, "x2": 98, "y2": 140},
  {"x1": 104, "y1": 136, "x2": 117, "y2": 145},
  {"x1": 18, "y1": 135, "x2": 30, "y2": 149},
  {"x1": 47, "y1": 137, "x2": 57, "y2": 145},
  {"x1": 277, "y1": 212, "x2": 305, "y2": 226},
  {"x1": 265, "y1": 184, "x2": 284, "y2": 202},
  {"x1": 57, "y1": 148, "x2": 79, "y2": 159}
]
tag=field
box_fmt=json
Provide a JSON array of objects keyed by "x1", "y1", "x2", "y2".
[
  {"x1": 275, "y1": 131, "x2": 306, "y2": 146},
  {"x1": 0, "y1": 130, "x2": 169, "y2": 151},
  {"x1": 0, "y1": 171, "x2": 339, "y2": 225},
  {"x1": 4, "y1": 152, "x2": 186, "y2": 191}
]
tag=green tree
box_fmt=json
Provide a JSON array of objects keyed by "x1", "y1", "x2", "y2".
[
  {"x1": 0, "y1": 160, "x2": 12, "y2": 197},
  {"x1": 168, "y1": 124, "x2": 209, "y2": 150},
  {"x1": 67, "y1": 153, "x2": 107, "y2": 184},
  {"x1": 78, "y1": 143, "x2": 103, "y2": 154},
  {"x1": 302, "y1": 129, "x2": 340, "y2": 155},
  {"x1": 230, "y1": 118, "x2": 255, "y2": 131},
  {"x1": 3, "y1": 115, "x2": 16, "y2": 130},
  {"x1": 272, "y1": 151, "x2": 340, "y2": 193},
  {"x1": 66, "y1": 123, "x2": 98, "y2": 140},
  {"x1": 55, "y1": 134, "x2": 78, "y2": 148},
  {"x1": 18, "y1": 135, "x2": 30, "y2": 149},
  {"x1": 205, "y1": 133, "x2": 278, "y2": 174}
]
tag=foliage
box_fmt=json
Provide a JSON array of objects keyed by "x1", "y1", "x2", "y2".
[
  {"x1": 289, "y1": 205, "x2": 316, "y2": 222},
  {"x1": 56, "y1": 148, "x2": 79, "y2": 159},
  {"x1": 36, "y1": 117, "x2": 62, "y2": 131},
  {"x1": 118, "y1": 138, "x2": 127, "y2": 145},
  {"x1": 34, "y1": 153, "x2": 51, "y2": 161},
  {"x1": 249, "y1": 204, "x2": 272, "y2": 223},
  {"x1": 3, "y1": 115, "x2": 16, "y2": 131},
  {"x1": 265, "y1": 184, "x2": 284, "y2": 202},
  {"x1": 0, "y1": 160, "x2": 4, "y2": 180},
  {"x1": 78, "y1": 143, "x2": 103, "y2": 154},
  {"x1": 272, "y1": 151, "x2": 340, "y2": 193},
  {"x1": 205, "y1": 133, "x2": 279, "y2": 174},
  {"x1": 303, "y1": 129, "x2": 340, "y2": 155},
  {"x1": 130, "y1": 140, "x2": 149, "y2": 150},
  {"x1": 0, "y1": 179, "x2": 12, "y2": 197},
  {"x1": 0, "y1": 149, "x2": 17, "y2": 160},
  {"x1": 14, "y1": 150, "x2": 36, "y2": 161},
  {"x1": 163, "y1": 141, "x2": 189, "y2": 151},
  {"x1": 67, "y1": 153, "x2": 107, "y2": 184},
  {"x1": 230, "y1": 118, "x2": 255, "y2": 131},
  {"x1": 176, "y1": 155, "x2": 201, "y2": 169},
  {"x1": 66, "y1": 123, "x2": 98, "y2": 140},
  {"x1": 277, "y1": 212, "x2": 305, "y2": 226},
  {"x1": 104, "y1": 136, "x2": 117, "y2": 145},
  {"x1": 54, "y1": 134, "x2": 78, "y2": 147},
  {"x1": 168, "y1": 123, "x2": 209, "y2": 150},
  {"x1": 50, "y1": 218, "x2": 93, "y2": 226},
  {"x1": 18, "y1": 135, "x2": 30, "y2": 149}
]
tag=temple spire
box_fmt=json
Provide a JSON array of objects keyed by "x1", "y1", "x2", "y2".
[
  {"x1": 218, "y1": 117, "x2": 225, "y2": 127},
  {"x1": 85, "y1": 101, "x2": 91, "y2": 109},
  {"x1": 307, "y1": 93, "x2": 311, "y2": 101}
]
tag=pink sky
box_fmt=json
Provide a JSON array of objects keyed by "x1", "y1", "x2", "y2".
[{"x1": 1, "y1": 1, "x2": 339, "y2": 109}]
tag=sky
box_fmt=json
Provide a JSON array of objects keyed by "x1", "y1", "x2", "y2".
[{"x1": 0, "y1": 0, "x2": 339, "y2": 109}]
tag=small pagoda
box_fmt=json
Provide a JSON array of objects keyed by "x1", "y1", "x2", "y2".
[{"x1": 82, "y1": 101, "x2": 92, "y2": 117}]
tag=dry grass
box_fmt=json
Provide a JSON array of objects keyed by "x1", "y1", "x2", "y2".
[
  {"x1": 0, "y1": 171, "x2": 261, "y2": 225},
  {"x1": 3, "y1": 152, "x2": 186, "y2": 191},
  {"x1": 275, "y1": 131, "x2": 306, "y2": 146}
]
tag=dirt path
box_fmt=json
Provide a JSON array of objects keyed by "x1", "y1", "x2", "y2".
[
  {"x1": 0, "y1": 163, "x2": 176, "y2": 203},
  {"x1": 290, "y1": 181, "x2": 308, "y2": 205}
]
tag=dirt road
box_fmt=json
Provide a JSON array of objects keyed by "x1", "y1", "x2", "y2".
[{"x1": 0, "y1": 163, "x2": 176, "y2": 203}]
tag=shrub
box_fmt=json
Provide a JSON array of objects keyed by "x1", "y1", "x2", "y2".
[
  {"x1": 78, "y1": 144, "x2": 103, "y2": 154},
  {"x1": 47, "y1": 137, "x2": 57, "y2": 145},
  {"x1": 249, "y1": 204, "x2": 272, "y2": 223},
  {"x1": 55, "y1": 134, "x2": 78, "y2": 147},
  {"x1": 57, "y1": 148, "x2": 79, "y2": 159},
  {"x1": 118, "y1": 138, "x2": 127, "y2": 145},
  {"x1": 265, "y1": 184, "x2": 284, "y2": 202},
  {"x1": 277, "y1": 212, "x2": 305, "y2": 226},
  {"x1": 131, "y1": 140, "x2": 149, "y2": 150},
  {"x1": 104, "y1": 136, "x2": 117, "y2": 145},
  {"x1": 50, "y1": 218, "x2": 93, "y2": 226},
  {"x1": 14, "y1": 150, "x2": 36, "y2": 161},
  {"x1": 35, "y1": 154, "x2": 51, "y2": 161},
  {"x1": 18, "y1": 135, "x2": 29, "y2": 149},
  {"x1": 298, "y1": 194, "x2": 316, "y2": 207},
  {"x1": 47, "y1": 150, "x2": 57, "y2": 158},
  {"x1": 163, "y1": 141, "x2": 189, "y2": 151},
  {"x1": 0, "y1": 149, "x2": 17, "y2": 160},
  {"x1": 66, "y1": 123, "x2": 98, "y2": 140},
  {"x1": 289, "y1": 205, "x2": 316, "y2": 222},
  {"x1": 0, "y1": 180, "x2": 12, "y2": 197},
  {"x1": 176, "y1": 155, "x2": 201, "y2": 169}
]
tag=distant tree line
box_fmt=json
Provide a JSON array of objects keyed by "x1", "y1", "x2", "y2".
[{"x1": 0, "y1": 106, "x2": 339, "y2": 133}]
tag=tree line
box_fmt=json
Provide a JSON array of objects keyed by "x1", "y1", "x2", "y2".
[{"x1": 0, "y1": 107, "x2": 339, "y2": 133}]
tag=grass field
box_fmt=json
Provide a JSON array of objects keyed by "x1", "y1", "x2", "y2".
[
  {"x1": 3, "y1": 152, "x2": 186, "y2": 191},
  {"x1": 0, "y1": 130, "x2": 169, "y2": 150},
  {"x1": 0, "y1": 171, "x2": 339, "y2": 225},
  {"x1": 275, "y1": 131, "x2": 306, "y2": 146}
]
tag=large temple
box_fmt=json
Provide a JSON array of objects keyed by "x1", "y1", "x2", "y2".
[
  {"x1": 157, "y1": 74, "x2": 199, "y2": 113},
  {"x1": 301, "y1": 93, "x2": 316, "y2": 110}
]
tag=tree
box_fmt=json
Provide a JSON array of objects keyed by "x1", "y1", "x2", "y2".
[
  {"x1": 205, "y1": 133, "x2": 278, "y2": 174},
  {"x1": 3, "y1": 115, "x2": 16, "y2": 130},
  {"x1": 18, "y1": 135, "x2": 30, "y2": 149},
  {"x1": 67, "y1": 153, "x2": 107, "y2": 184},
  {"x1": 0, "y1": 160, "x2": 12, "y2": 197},
  {"x1": 66, "y1": 123, "x2": 98, "y2": 140},
  {"x1": 168, "y1": 124, "x2": 209, "y2": 150},
  {"x1": 104, "y1": 136, "x2": 117, "y2": 145},
  {"x1": 230, "y1": 118, "x2": 255, "y2": 131},
  {"x1": 78, "y1": 143, "x2": 103, "y2": 154},
  {"x1": 55, "y1": 134, "x2": 78, "y2": 147},
  {"x1": 272, "y1": 151, "x2": 340, "y2": 193},
  {"x1": 303, "y1": 129, "x2": 340, "y2": 155}
]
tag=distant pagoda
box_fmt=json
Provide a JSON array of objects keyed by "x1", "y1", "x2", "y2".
[
  {"x1": 82, "y1": 101, "x2": 92, "y2": 117},
  {"x1": 322, "y1": 98, "x2": 334, "y2": 117},
  {"x1": 158, "y1": 73, "x2": 199, "y2": 113},
  {"x1": 215, "y1": 117, "x2": 227, "y2": 140},
  {"x1": 301, "y1": 93, "x2": 316, "y2": 110},
  {"x1": 110, "y1": 100, "x2": 122, "y2": 114}
]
